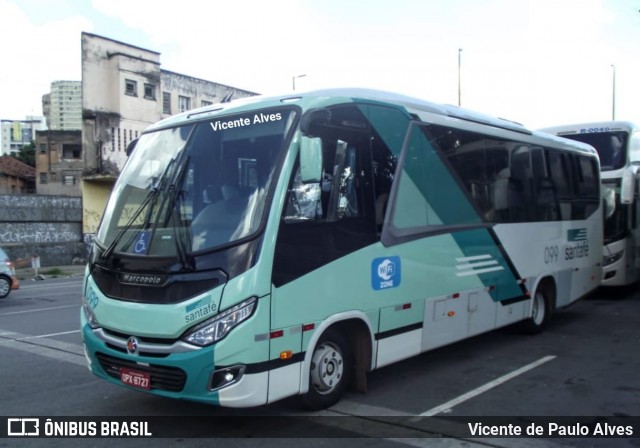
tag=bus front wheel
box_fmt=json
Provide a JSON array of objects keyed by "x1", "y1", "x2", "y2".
[{"x1": 301, "y1": 328, "x2": 352, "y2": 410}]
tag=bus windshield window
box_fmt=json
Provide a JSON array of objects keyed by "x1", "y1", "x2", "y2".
[
  {"x1": 97, "y1": 108, "x2": 296, "y2": 256},
  {"x1": 562, "y1": 131, "x2": 628, "y2": 171}
]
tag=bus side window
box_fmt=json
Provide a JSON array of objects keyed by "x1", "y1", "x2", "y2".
[
  {"x1": 531, "y1": 146, "x2": 558, "y2": 221},
  {"x1": 283, "y1": 169, "x2": 323, "y2": 222},
  {"x1": 548, "y1": 150, "x2": 573, "y2": 220},
  {"x1": 283, "y1": 141, "x2": 362, "y2": 223}
]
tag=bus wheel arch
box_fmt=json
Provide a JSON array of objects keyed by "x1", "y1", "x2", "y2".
[
  {"x1": 301, "y1": 318, "x2": 372, "y2": 410},
  {"x1": 520, "y1": 276, "x2": 556, "y2": 334}
]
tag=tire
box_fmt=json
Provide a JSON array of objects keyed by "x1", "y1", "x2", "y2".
[
  {"x1": 0, "y1": 275, "x2": 11, "y2": 299},
  {"x1": 520, "y1": 283, "x2": 552, "y2": 334},
  {"x1": 301, "y1": 328, "x2": 351, "y2": 410}
]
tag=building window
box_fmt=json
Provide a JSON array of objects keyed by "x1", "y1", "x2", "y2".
[
  {"x1": 201, "y1": 100, "x2": 212, "y2": 107},
  {"x1": 62, "y1": 144, "x2": 81, "y2": 159},
  {"x1": 162, "y1": 92, "x2": 171, "y2": 114},
  {"x1": 39, "y1": 143, "x2": 46, "y2": 153},
  {"x1": 40, "y1": 173, "x2": 48, "y2": 184},
  {"x1": 144, "y1": 83, "x2": 156, "y2": 100},
  {"x1": 125, "y1": 79, "x2": 138, "y2": 97},
  {"x1": 63, "y1": 175, "x2": 76, "y2": 185},
  {"x1": 179, "y1": 95, "x2": 191, "y2": 113}
]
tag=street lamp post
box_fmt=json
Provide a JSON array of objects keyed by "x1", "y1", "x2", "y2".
[
  {"x1": 611, "y1": 64, "x2": 616, "y2": 120},
  {"x1": 458, "y1": 48, "x2": 462, "y2": 107},
  {"x1": 292, "y1": 74, "x2": 307, "y2": 91}
]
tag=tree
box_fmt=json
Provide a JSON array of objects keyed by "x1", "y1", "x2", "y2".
[{"x1": 12, "y1": 142, "x2": 35, "y2": 167}]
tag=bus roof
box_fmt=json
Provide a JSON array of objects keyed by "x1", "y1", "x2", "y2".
[
  {"x1": 539, "y1": 121, "x2": 640, "y2": 136},
  {"x1": 144, "y1": 88, "x2": 597, "y2": 156},
  {"x1": 147, "y1": 88, "x2": 532, "y2": 135}
]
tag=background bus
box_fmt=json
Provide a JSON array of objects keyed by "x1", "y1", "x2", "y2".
[
  {"x1": 82, "y1": 89, "x2": 603, "y2": 409},
  {"x1": 540, "y1": 122, "x2": 640, "y2": 286}
]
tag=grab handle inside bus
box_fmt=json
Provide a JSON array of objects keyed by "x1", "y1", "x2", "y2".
[{"x1": 300, "y1": 136, "x2": 323, "y2": 183}]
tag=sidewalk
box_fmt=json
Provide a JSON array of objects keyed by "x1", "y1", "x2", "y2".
[{"x1": 14, "y1": 264, "x2": 87, "y2": 281}]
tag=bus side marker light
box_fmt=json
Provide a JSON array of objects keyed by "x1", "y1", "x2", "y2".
[
  {"x1": 447, "y1": 311, "x2": 455, "y2": 317},
  {"x1": 395, "y1": 303, "x2": 412, "y2": 311},
  {"x1": 280, "y1": 350, "x2": 293, "y2": 360},
  {"x1": 270, "y1": 330, "x2": 284, "y2": 339}
]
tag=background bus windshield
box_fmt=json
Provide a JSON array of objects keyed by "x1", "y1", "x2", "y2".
[{"x1": 561, "y1": 131, "x2": 628, "y2": 171}]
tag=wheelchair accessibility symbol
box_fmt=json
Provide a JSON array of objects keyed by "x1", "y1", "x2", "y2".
[{"x1": 133, "y1": 231, "x2": 150, "y2": 254}]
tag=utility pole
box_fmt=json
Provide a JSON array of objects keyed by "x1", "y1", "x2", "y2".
[
  {"x1": 458, "y1": 48, "x2": 463, "y2": 107},
  {"x1": 611, "y1": 64, "x2": 616, "y2": 120}
]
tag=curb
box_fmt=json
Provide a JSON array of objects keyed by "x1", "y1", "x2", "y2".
[{"x1": 14, "y1": 266, "x2": 86, "y2": 281}]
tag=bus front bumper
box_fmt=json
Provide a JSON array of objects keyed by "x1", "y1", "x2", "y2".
[{"x1": 80, "y1": 315, "x2": 269, "y2": 408}]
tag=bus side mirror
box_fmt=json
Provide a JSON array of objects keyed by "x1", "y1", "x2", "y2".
[
  {"x1": 300, "y1": 136, "x2": 323, "y2": 183},
  {"x1": 621, "y1": 168, "x2": 636, "y2": 204}
]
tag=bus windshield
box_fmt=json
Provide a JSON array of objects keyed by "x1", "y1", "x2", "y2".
[
  {"x1": 561, "y1": 131, "x2": 628, "y2": 171},
  {"x1": 97, "y1": 107, "x2": 296, "y2": 258}
]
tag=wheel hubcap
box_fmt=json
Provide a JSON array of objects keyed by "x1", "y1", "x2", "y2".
[
  {"x1": 532, "y1": 292, "x2": 545, "y2": 325},
  {"x1": 310, "y1": 341, "x2": 344, "y2": 395},
  {"x1": 0, "y1": 279, "x2": 9, "y2": 297}
]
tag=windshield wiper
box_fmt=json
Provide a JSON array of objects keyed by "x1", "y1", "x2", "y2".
[
  {"x1": 148, "y1": 155, "x2": 194, "y2": 270},
  {"x1": 100, "y1": 157, "x2": 177, "y2": 262}
]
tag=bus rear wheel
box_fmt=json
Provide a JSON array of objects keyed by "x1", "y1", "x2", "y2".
[
  {"x1": 301, "y1": 328, "x2": 351, "y2": 410},
  {"x1": 520, "y1": 284, "x2": 552, "y2": 334}
]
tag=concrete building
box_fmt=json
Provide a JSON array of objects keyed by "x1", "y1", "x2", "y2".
[
  {"x1": 45, "y1": 81, "x2": 83, "y2": 131},
  {"x1": 81, "y1": 32, "x2": 258, "y2": 238},
  {"x1": 0, "y1": 117, "x2": 46, "y2": 156},
  {"x1": 34, "y1": 130, "x2": 83, "y2": 196}
]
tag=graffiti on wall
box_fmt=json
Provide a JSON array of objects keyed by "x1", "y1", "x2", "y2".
[{"x1": 0, "y1": 223, "x2": 82, "y2": 244}]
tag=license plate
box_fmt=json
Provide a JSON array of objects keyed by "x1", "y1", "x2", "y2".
[{"x1": 120, "y1": 367, "x2": 151, "y2": 390}]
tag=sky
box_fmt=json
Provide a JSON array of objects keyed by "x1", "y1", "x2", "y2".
[{"x1": 1, "y1": 0, "x2": 639, "y2": 129}]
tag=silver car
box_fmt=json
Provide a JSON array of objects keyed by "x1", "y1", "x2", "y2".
[{"x1": 0, "y1": 246, "x2": 18, "y2": 298}]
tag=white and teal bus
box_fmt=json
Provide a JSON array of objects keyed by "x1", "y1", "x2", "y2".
[
  {"x1": 82, "y1": 89, "x2": 602, "y2": 409},
  {"x1": 541, "y1": 121, "x2": 640, "y2": 286}
]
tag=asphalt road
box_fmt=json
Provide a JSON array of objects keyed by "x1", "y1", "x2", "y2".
[{"x1": 0, "y1": 277, "x2": 638, "y2": 447}]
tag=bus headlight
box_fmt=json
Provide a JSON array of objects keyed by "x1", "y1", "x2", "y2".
[
  {"x1": 603, "y1": 250, "x2": 624, "y2": 267},
  {"x1": 182, "y1": 297, "x2": 256, "y2": 347},
  {"x1": 82, "y1": 303, "x2": 100, "y2": 329}
]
